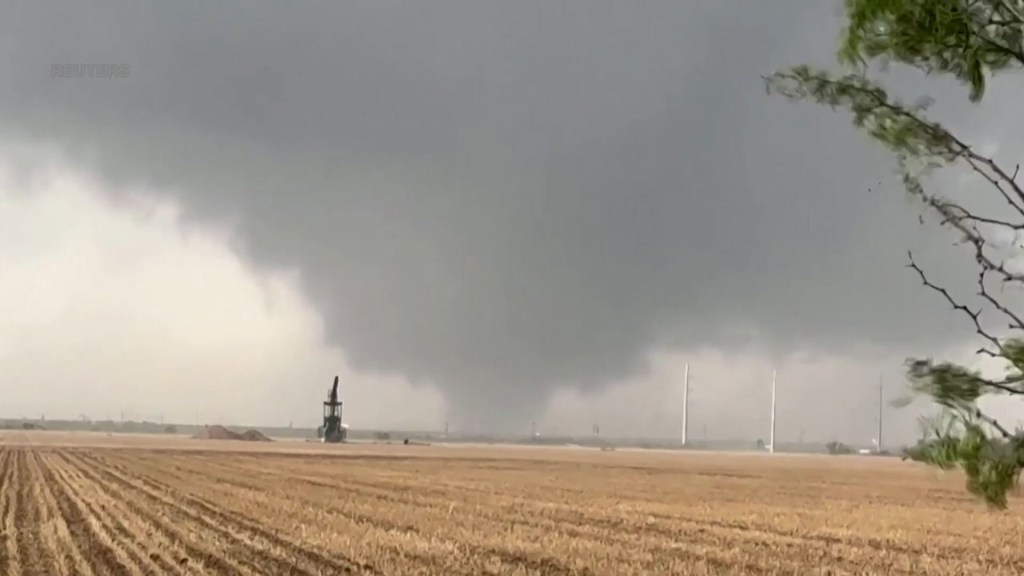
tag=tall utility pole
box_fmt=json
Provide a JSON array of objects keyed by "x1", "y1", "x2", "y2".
[
  {"x1": 877, "y1": 374, "x2": 884, "y2": 453},
  {"x1": 769, "y1": 369, "x2": 777, "y2": 454},
  {"x1": 681, "y1": 363, "x2": 690, "y2": 446}
]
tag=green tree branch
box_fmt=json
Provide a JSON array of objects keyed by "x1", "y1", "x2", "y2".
[{"x1": 767, "y1": 0, "x2": 1024, "y2": 508}]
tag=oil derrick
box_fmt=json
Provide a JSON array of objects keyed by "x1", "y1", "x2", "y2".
[{"x1": 321, "y1": 375, "x2": 347, "y2": 443}]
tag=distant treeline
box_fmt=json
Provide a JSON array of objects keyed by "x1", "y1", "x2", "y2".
[
  {"x1": 0, "y1": 418, "x2": 313, "y2": 437},
  {"x1": 0, "y1": 418, "x2": 906, "y2": 455},
  {"x1": 0, "y1": 418, "x2": 441, "y2": 441}
]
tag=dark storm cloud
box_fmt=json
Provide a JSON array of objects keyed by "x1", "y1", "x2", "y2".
[{"x1": 0, "y1": 1, "x2": 984, "y2": 430}]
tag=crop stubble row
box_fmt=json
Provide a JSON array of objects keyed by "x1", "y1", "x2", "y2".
[
  {"x1": 1, "y1": 444, "x2": 1024, "y2": 575},
  {"x1": 0, "y1": 447, "x2": 375, "y2": 576}
]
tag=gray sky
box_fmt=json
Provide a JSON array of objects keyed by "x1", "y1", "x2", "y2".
[{"x1": 1, "y1": 1, "x2": 1020, "y2": 442}]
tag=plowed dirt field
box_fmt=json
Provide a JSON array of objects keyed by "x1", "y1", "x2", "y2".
[{"x1": 1, "y1": 432, "x2": 1023, "y2": 575}]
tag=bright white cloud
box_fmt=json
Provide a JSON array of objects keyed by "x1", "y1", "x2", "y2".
[{"x1": 0, "y1": 152, "x2": 446, "y2": 430}]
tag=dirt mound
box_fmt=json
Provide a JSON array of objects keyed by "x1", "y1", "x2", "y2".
[
  {"x1": 240, "y1": 429, "x2": 272, "y2": 442},
  {"x1": 193, "y1": 425, "x2": 272, "y2": 442}
]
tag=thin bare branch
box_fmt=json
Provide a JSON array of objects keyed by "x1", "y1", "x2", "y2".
[
  {"x1": 937, "y1": 201, "x2": 1024, "y2": 230},
  {"x1": 907, "y1": 251, "x2": 1005, "y2": 356},
  {"x1": 808, "y1": 77, "x2": 1024, "y2": 216},
  {"x1": 977, "y1": 266, "x2": 1024, "y2": 331},
  {"x1": 932, "y1": 204, "x2": 1024, "y2": 284},
  {"x1": 968, "y1": 371, "x2": 1024, "y2": 394},
  {"x1": 960, "y1": 153, "x2": 1024, "y2": 219},
  {"x1": 976, "y1": 406, "x2": 1014, "y2": 438}
]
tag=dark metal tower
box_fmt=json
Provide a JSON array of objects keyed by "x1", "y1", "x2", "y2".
[{"x1": 321, "y1": 375, "x2": 346, "y2": 443}]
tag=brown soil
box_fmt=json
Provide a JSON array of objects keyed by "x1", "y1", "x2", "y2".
[
  {"x1": 192, "y1": 425, "x2": 272, "y2": 442},
  {"x1": 2, "y1": 438, "x2": 1023, "y2": 574}
]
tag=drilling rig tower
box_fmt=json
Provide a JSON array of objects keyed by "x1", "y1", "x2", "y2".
[{"x1": 319, "y1": 375, "x2": 347, "y2": 443}]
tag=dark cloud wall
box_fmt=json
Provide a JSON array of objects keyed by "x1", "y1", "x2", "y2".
[{"x1": 0, "y1": 1, "x2": 979, "y2": 431}]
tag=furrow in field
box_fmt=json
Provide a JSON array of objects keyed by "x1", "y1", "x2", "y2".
[
  {"x1": 143, "y1": 461, "x2": 474, "y2": 574},
  {"x1": 62, "y1": 451, "x2": 263, "y2": 576},
  {"x1": 43, "y1": 450, "x2": 178, "y2": 576},
  {"x1": 126, "y1": 452, "x2": 795, "y2": 575},
  {"x1": 102, "y1": 452, "x2": 575, "y2": 575},
  {"x1": 6, "y1": 442, "x2": 1017, "y2": 574},
  {"x1": 0, "y1": 449, "x2": 14, "y2": 574},
  {"x1": 26, "y1": 450, "x2": 100, "y2": 576},
  {"x1": 135, "y1": 456, "x2": 678, "y2": 573},
  {"x1": 96, "y1": 447, "x2": 1001, "y2": 575},
  {"x1": 72, "y1": 450, "x2": 373, "y2": 576},
  {"x1": 50, "y1": 451, "x2": 187, "y2": 576},
  {"x1": 155, "y1": 452, "x2": 898, "y2": 574},
  {"x1": 120, "y1": 453, "x2": 591, "y2": 575},
  {"x1": 58, "y1": 451, "x2": 253, "y2": 576},
  {"x1": 329, "y1": 458, "x2": 922, "y2": 573},
  {"x1": 1, "y1": 449, "x2": 23, "y2": 576},
  {"x1": 331, "y1": 467, "x2": 936, "y2": 573},
  {"x1": 88, "y1": 450, "x2": 389, "y2": 576},
  {"x1": 430, "y1": 474, "x2": 969, "y2": 565},
  {"x1": 13, "y1": 449, "x2": 61, "y2": 576}
]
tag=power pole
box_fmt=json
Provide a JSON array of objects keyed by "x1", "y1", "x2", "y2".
[
  {"x1": 877, "y1": 374, "x2": 884, "y2": 453},
  {"x1": 681, "y1": 363, "x2": 690, "y2": 446},
  {"x1": 769, "y1": 369, "x2": 777, "y2": 454}
]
